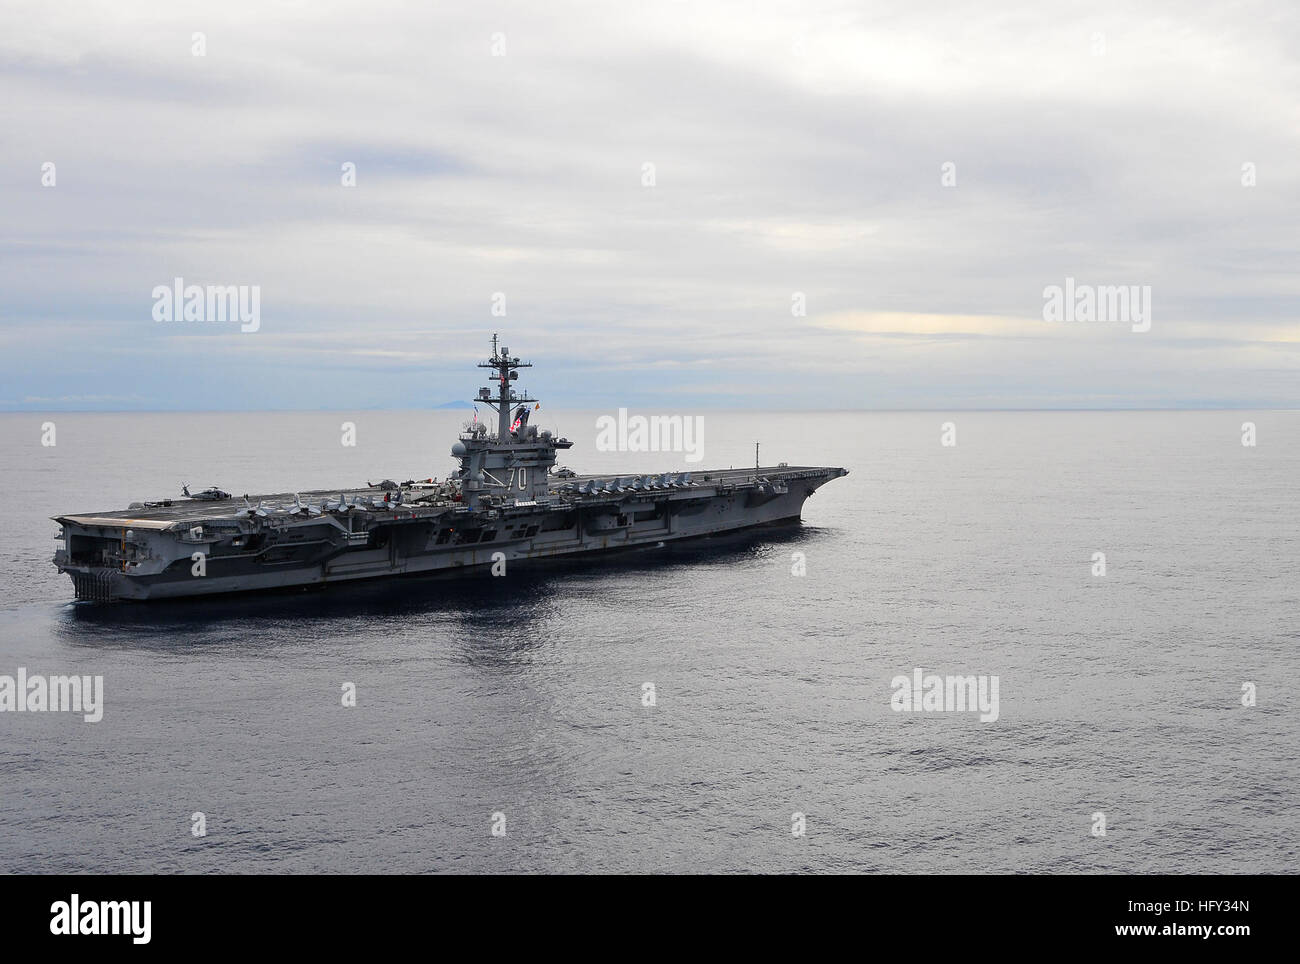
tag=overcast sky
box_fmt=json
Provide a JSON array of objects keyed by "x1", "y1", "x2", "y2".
[{"x1": 1, "y1": 0, "x2": 1296, "y2": 410}]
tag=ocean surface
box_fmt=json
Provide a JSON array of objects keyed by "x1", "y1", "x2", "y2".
[{"x1": 0, "y1": 409, "x2": 1296, "y2": 874}]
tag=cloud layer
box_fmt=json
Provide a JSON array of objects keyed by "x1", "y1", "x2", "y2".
[{"x1": 2, "y1": 0, "x2": 1296, "y2": 410}]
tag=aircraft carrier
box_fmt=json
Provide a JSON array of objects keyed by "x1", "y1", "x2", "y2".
[{"x1": 52, "y1": 338, "x2": 849, "y2": 602}]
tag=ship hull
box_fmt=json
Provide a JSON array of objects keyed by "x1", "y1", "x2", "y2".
[{"x1": 54, "y1": 467, "x2": 846, "y2": 603}]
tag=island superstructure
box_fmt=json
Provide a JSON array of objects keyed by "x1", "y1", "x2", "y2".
[{"x1": 52, "y1": 337, "x2": 849, "y2": 601}]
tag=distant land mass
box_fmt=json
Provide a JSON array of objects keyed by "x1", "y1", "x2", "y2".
[{"x1": 433, "y1": 401, "x2": 474, "y2": 409}]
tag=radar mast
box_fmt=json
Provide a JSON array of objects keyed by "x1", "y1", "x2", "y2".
[{"x1": 474, "y1": 333, "x2": 537, "y2": 441}]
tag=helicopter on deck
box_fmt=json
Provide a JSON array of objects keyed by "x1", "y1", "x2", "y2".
[{"x1": 183, "y1": 484, "x2": 232, "y2": 501}]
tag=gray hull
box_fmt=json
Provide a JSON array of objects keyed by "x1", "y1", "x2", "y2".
[{"x1": 55, "y1": 466, "x2": 846, "y2": 602}]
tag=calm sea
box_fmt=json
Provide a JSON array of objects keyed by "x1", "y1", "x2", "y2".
[{"x1": 0, "y1": 410, "x2": 1296, "y2": 873}]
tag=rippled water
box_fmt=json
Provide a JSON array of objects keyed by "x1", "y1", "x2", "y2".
[{"x1": 1, "y1": 410, "x2": 1296, "y2": 873}]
